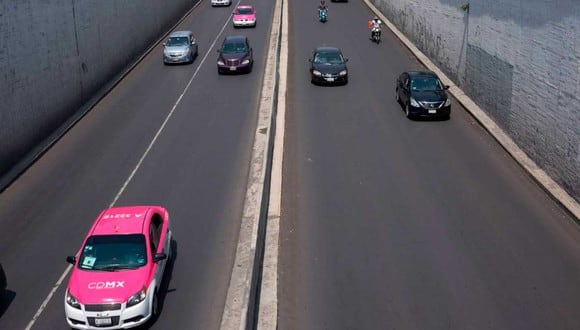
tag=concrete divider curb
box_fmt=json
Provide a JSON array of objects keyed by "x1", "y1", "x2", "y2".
[
  {"x1": 363, "y1": 0, "x2": 579, "y2": 221},
  {"x1": 256, "y1": 0, "x2": 288, "y2": 327},
  {"x1": 219, "y1": 0, "x2": 284, "y2": 327}
]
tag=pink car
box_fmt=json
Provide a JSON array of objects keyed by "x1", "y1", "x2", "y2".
[
  {"x1": 64, "y1": 206, "x2": 173, "y2": 329},
  {"x1": 232, "y1": 5, "x2": 256, "y2": 27}
]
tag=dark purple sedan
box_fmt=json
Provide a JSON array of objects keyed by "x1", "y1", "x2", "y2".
[{"x1": 217, "y1": 35, "x2": 254, "y2": 74}]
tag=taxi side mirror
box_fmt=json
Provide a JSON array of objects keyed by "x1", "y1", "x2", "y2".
[
  {"x1": 66, "y1": 256, "x2": 76, "y2": 264},
  {"x1": 153, "y1": 253, "x2": 167, "y2": 263}
]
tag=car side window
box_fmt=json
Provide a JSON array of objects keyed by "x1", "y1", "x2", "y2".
[{"x1": 149, "y1": 214, "x2": 163, "y2": 255}]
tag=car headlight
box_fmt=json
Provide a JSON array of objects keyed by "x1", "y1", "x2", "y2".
[
  {"x1": 410, "y1": 97, "x2": 420, "y2": 107},
  {"x1": 339, "y1": 70, "x2": 347, "y2": 76},
  {"x1": 126, "y1": 287, "x2": 147, "y2": 307},
  {"x1": 217, "y1": 60, "x2": 225, "y2": 65},
  {"x1": 444, "y1": 98, "x2": 451, "y2": 106},
  {"x1": 66, "y1": 289, "x2": 81, "y2": 309},
  {"x1": 312, "y1": 70, "x2": 322, "y2": 76},
  {"x1": 242, "y1": 59, "x2": 250, "y2": 65}
]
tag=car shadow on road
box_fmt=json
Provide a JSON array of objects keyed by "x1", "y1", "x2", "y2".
[
  {"x1": 144, "y1": 239, "x2": 177, "y2": 328},
  {"x1": 0, "y1": 290, "x2": 16, "y2": 319}
]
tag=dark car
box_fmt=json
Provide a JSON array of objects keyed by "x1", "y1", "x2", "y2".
[
  {"x1": 395, "y1": 71, "x2": 451, "y2": 119},
  {"x1": 217, "y1": 35, "x2": 253, "y2": 74},
  {"x1": 309, "y1": 46, "x2": 348, "y2": 85},
  {"x1": 0, "y1": 263, "x2": 6, "y2": 296}
]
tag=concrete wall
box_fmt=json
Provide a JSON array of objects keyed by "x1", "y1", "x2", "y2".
[
  {"x1": 0, "y1": 0, "x2": 194, "y2": 181},
  {"x1": 370, "y1": 0, "x2": 580, "y2": 201}
]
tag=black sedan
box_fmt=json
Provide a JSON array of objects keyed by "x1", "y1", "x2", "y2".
[
  {"x1": 395, "y1": 71, "x2": 451, "y2": 119},
  {"x1": 309, "y1": 47, "x2": 348, "y2": 85}
]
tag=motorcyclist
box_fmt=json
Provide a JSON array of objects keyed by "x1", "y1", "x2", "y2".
[
  {"x1": 369, "y1": 16, "x2": 382, "y2": 40},
  {"x1": 318, "y1": 0, "x2": 328, "y2": 20}
]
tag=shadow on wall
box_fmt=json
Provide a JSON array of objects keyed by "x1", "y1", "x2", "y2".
[
  {"x1": 440, "y1": 0, "x2": 580, "y2": 27},
  {"x1": 464, "y1": 44, "x2": 514, "y2": 126}
]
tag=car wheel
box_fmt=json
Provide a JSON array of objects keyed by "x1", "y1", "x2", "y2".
[
  {"x1": 395, "y1": 88, "x2": 400, "y2": 103},
  {"x1": 405, "y1": 103, "x2": 413, "y2": 119}
]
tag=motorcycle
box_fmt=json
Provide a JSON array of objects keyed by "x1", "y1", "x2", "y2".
[
  {"x1": 319, "y1": 8, "x2": 328, "y2": 23},
  {"x1": 371, "y1": 28, "x2": 381, "y2": 43}
]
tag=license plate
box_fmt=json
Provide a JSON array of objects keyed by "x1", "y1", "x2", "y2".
[
  {"x1": 95, "y1": 318, "x2": 112, "y2": 326},
  {"x1": 428, "y1": 109, "x2": 437, "y2": 114},
  {"x1": 229, "y1": 66, "x2": 237, "y2": 71},
  {"x1": 325, "y1": 77, "x2": 335, "y2": 82}
]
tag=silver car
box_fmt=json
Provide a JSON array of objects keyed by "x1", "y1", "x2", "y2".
[
  {"x1": 163, "y1": 31, "x2": 198, "y2": 64},
  {"x1": 211, "y1": 0, "x2": 231, "y2": 6}
]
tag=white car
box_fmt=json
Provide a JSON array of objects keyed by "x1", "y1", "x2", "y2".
[{"x1": 211, "y1": 0, "x2": 231, "y2": 7}]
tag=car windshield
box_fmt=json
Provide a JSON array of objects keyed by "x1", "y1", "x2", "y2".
[
  {"x1": 166, "y1": 36, "x2": 189, "y2": 47},
  {"x1": 78, "y1": 234, "x2": 147, "y2": 271},
  {"x1": 222, "y1": 42, "x2": 247, "y2": 53},
  {"x1": 236, "y1": 8, "x2": 253, "y2": 14},
  {"x1": 313, "y1": 52, "x2": 344, "y2": 64},
  {"x1": 411, "y1": 77, "x2": 444, "y2": 91}
]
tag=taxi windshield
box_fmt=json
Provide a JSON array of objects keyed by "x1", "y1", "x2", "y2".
[
  {"x1": 78, "y1": 234, "x2": 147, "y2": 271},
  {"x1": 236, "y1": 8, "x2": 253, "y2": 14}
]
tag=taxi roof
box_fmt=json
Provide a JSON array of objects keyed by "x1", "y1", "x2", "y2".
[{"x1": 90, "y1": 206, "x2": 155, "y2": 236}]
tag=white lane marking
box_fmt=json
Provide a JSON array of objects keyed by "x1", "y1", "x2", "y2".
[
  {"x1": 24, "y1": 4, "x2": 238, "y2": 329},
  {"x1": 256, "y1": 0, "x2": 288, "y2": 327}
]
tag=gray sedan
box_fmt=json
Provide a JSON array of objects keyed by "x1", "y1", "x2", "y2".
[{"x1": 163, "y1": 31, "x2": 198, "y2": 64}]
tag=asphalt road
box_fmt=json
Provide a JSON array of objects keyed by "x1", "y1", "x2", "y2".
[
  {"x1": 279, "y1": 1, "x2": 580, "y2": 330},
  {"x1": 0, "y1": 0, "x2": 275, "y2": 329}
]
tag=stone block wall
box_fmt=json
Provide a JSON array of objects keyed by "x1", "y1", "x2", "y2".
[
  {"x1": 0, "y1": 0, "x2": 194, "y2": 180},
  {"x1": 370, "y1": 0, "x2": 580, "y2": 200}
]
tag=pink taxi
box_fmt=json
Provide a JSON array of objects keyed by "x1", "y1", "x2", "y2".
[
  {"x1": 232, "y1": 5, "x2": 256, "y2": 28},
  {"x1": 64, "y1": 206, "x2": 173, "y2": 329}
]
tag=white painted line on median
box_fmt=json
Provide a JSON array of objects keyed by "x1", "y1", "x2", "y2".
[
  {"x1": 219, "y1": 0, "x2": 283, "y2": 327},
  {"x1": 24, "y1": 4, "x2": 239, "y2": 329},
  {"x1": 362, "y1": 0, "x2": 580, "y2": 220}
]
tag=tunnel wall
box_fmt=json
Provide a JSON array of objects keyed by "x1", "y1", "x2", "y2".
[
  {"x1": 370, "y1": 0, "x2": 580, "y2": 200},
  {"x1": 0, "y1": 0, "x2": 195, "y2": 182}
]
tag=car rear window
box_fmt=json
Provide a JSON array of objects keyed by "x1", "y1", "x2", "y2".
[{"x1": 78, "y1": 234, "x2": 147, "y2": 271}]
